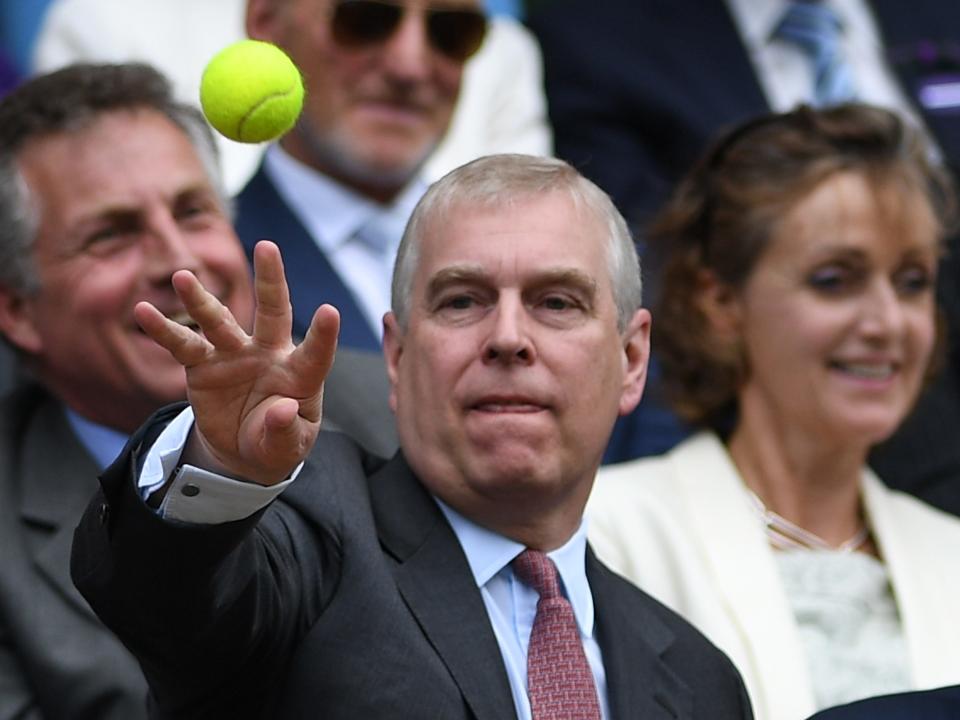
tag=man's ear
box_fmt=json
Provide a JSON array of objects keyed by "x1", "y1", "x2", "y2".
[
  {"x1": 0, "y1": 287, "x2": 42, "y2": 355},
  {"x1": 618, "y1": 308, "x2": 651, "y2": 416},
  {"x1": 246, "y1": 0, "x2": 282, "y2": 41},
  {"x1": 382, "y1": 312, "x2": 403, "y2": 413}
]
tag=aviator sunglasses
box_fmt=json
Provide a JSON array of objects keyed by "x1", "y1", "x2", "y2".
[{"x1": 331, "y1": 0, "x2": 488, "y2": 62}]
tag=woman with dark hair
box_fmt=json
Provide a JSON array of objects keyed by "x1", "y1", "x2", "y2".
[{"x1": 587, "y1": 104, "x2": 960, "y2": 720}]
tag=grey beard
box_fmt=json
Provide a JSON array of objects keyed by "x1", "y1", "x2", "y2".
[{"x1": 292, "y1": 115, "x2": 435, "y2": 201}]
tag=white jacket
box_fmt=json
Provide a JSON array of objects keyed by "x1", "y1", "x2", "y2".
[{"x1": 588, "y1": 432, "x2": 960, "y2": 720}]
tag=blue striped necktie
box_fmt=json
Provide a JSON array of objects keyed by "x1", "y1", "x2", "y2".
[{"x1": 774, "y1": 0, "x2": 857, "y2": 106}]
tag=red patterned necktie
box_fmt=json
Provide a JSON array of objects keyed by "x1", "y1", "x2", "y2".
[{"x1": 512, "y1": 549, "x2": 602, "y2": 720}]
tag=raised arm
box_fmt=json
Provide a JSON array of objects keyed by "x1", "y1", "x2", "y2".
[{"x1": 134, "y1": 240, "x2": 340, "y2": 485}]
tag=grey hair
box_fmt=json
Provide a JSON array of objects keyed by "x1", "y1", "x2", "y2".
[
  {"x1": 0, "y1": 62, "x2": 229, "y2": 296},
  {"x1": 391, "y1": 153, "x2": 642, "y2": 331}
]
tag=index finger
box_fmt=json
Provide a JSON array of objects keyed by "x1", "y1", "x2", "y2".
[{"x1": 251, "y1": 240, "x2": 294, "y2": 349}]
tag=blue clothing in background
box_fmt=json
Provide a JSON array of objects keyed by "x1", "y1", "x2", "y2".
[
  {"x1": 0, "y1": 48, "x2": 18, "y2": 97},
  {"x1": 485, "y1": 0, "x2": 523, "y2": 18},
  {"x1": 0, "y1": 0, "x2": 54, "y2": 75}
]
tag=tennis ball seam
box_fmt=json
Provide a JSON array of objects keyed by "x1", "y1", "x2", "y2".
[
  {"x1": 236, "y1": 81, "x2": 300, "y2": 142},
  {"x1": 200, "y1": 39, "x2": 304, "y2": 144}
]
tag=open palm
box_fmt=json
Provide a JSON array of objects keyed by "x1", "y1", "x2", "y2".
[{"x1": 134, "y1": 241, "x2": 340, "y2": 485}]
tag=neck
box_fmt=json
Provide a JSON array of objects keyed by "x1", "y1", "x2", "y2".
[
  {"x1": 728, "y1": 399, "x2": 867, "y2": 547},
  {"x1": 442, "y1": 487, "x2": 589, "y2": 553}
]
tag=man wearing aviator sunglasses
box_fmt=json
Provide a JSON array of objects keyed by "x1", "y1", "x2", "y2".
[
  {"x1": 235, "y1": 0, "x2": 488, "y2": 353},
  {"x1": 331, "y1": 0, "x2": 487, "y2": 61}
]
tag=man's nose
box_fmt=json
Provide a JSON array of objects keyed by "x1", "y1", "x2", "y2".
[
  {"x1": 144, "y1": 213, "x2": 202, "y2": 283},
  {"x1": 482, "y1": 298, "x2": 536, "y2": 365},
  {"x1": 380, "y1": 7, "x2": 434, "y2": 82}
]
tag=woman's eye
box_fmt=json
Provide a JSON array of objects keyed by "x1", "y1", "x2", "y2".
[
  {"x1": 807, "y1": 265, "x2": 852, "y2": 293},
  {"x1": 896, "y1": 267, "x2": 933, "y2": 295}
]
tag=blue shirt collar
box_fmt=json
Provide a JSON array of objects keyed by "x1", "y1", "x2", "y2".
[
  {"x1": 63, "y1": 407, "x2": 128, "y2": 471},
  {"x1": 263, "y1": 144, "x2": 426, "y2": 255},
  {"x1": 435, "y1": 498, "x2": 596, "y2": 639}
]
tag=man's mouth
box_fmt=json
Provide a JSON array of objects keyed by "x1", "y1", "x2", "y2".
[
  {"x1": 474, "y1": 402, "x2": 543, "y2": 413},
  {"x1": 470, "y1": 396, "x2": 549, "y2": 413}
]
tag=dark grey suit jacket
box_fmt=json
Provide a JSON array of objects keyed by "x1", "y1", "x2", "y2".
[
  {"x1": 320, "y1": 346, "x2": 398, "y2": 459},
  {"x1": 72, "y1": 405, "x2": 753, "y2": 720},
  {"x1": 0, "y1": 349, "x2": 394, "y2": 720},
  {"x1": 0, "y1": 385, "x2": 149, "y2": 720},
  {"x1": 808, "y1": 685, "x2": 960, "y2": 719}
]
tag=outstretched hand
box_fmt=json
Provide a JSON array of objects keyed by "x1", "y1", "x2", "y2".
[{"x1": 134, "y1": 241, "x2": 339, "y2": 486}]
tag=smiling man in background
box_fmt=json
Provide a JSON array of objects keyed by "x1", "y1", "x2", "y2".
[
  {"x1": 0, "y1": 61, "x2": 253, "y2": 719},
  {"x1": 0, "y1": 60, "x2": 395, "y2": 719},
  {"x1": 237, "y1": 0, "x2": 490, "y2": 350}
]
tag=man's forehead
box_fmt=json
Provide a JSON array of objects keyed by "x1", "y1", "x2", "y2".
[
  {"x1": 401, "y1": 0, "x2": 483, "y2": 8},
  {"x1": 420, "y1": 192, "x2": 608, "y2": 253},
  {"x1": 303, "y1": 0, "x2": 482, "y2": 10},
  {"x1": 426, "y1": 263, "x2": 598, "y2": 288},
  {"x1": 19, "y1": 112, "x2": 210, "y2": 220},
  {"x1": 415, "y1": 205, "x2": 611, "y2": 294}
]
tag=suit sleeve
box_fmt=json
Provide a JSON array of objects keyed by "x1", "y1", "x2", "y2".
[
  {"x1": 0, "y1": 617, "x2": 41, "y2": 720},
  {"x1": 70, "y1": 405, "x2": 345, "y2": 718}
]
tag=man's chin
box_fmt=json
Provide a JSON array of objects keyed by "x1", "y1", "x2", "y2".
[
  {"x1": 469, "y1": 443, "x2": 552, "y2": 484},
  {"x1": 297, "y1": 123, "x2": 435, "y2": 195},
  {"x1": 343, "y1": 146, "x2": 431, "y2": 191}
]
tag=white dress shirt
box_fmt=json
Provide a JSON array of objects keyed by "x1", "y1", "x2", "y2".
[
  {"x1": 264, "y1": 145, "x2": 426, "y2": 339},
  {"x1": 725, "y1": 0, "x2": 921, "y2": 122}
]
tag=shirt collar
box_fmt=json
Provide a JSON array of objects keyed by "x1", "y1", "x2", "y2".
[
  {"x1": 727, "y1": 0, "x2": 791, "y2": 47},
  {"x1": 63, "y1": 407, "x2": 128, "y2": 471},
  {"x1": 263, "y1": 144, "x2": 427, "y2": 255},
  {"x1": 436, "y1": 498, "x2": 596, "y2": 639}
]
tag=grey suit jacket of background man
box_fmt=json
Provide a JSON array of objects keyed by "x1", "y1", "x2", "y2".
[
  {"x1": 0, "y1": 349, "x2": 395, "y2": 719},
  {"x1": 71, "y1": 405, "x2": 753, "y2": 720},
  {"x1": 0, "y1": 384, "x2": 148, "y2": 720}
]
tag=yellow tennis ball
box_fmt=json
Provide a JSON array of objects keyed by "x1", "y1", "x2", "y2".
[{"x1": 200, "y1": 39, "x2": 305, "y2": 144}]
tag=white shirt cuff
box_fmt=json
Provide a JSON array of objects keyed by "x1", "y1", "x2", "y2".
[{"x1": 138, "y1": 406, "x2": 300, "y2": 524}]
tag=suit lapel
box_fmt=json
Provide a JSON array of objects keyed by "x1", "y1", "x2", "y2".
[
  {"x1": 234, "y1": 166, "x2": 381, "y2": 350},
  {"x1": 369, "y1": 456, "x2": 518, "y2": 720},
  {"x1": 589, "y1": 552, "x2": 692, "y2": 720},
  {"x1": 17, "y1": 395, "x2": 103, "y2": 620}
]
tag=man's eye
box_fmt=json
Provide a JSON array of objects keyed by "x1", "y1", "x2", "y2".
[
  {"x1": 83, "y1": 226, "x2": 130, "y2": 252},
  {"x1": 445, "y1": 295, "x2": 475, "y2": 310},
  {"x1": 542, "y1": 295, "x2": 577, "y2": 311},
  {"x1": 178, "y1": 204, "x2": 204, "y2": 219},
  {"x1": 88, "y1": 227, "x2": 118, "y2": 243}
]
